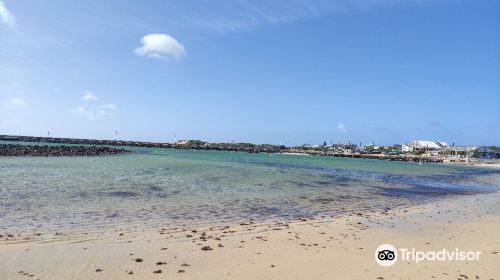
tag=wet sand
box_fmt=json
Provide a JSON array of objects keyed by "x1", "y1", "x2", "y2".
[{"x1": 1, "y1": 191, "x2": 499, "y2": 280}]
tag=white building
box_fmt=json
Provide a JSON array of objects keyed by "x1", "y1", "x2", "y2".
[
  {"x1": 401, "y1": 144, "x2": 413, "y2": 152},
  {"x1": 404, "y1": 140, "x2": 448, "y2": 153}
]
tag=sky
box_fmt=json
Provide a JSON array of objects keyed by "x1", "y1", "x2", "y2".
[{"x1": 1, "y1": 0, "x2": 499, "y2": 146}]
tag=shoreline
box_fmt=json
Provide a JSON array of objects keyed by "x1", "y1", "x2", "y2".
[
  {"x1": 2, "y1": 135, "x2": 498, "y2": 167},
  {"x1": 1, "y1": 191, "x2": 499, "y2": 279}
]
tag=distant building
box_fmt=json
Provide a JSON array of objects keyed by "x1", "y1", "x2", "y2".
[
  {"x1": 401, "y1": 144, "x2": 413, "y2": 153},
  {"x1": 441, "y1": 146, "x2": 476, "y2": 157},
  {"x1": 405, "y1": 140, "x2": 448, "y2": 152},
  {"x1": 474, "y1": 147, "x2": 500, "y2": 159}
]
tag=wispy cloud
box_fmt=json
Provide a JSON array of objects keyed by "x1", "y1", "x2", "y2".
[
  {"x1": 164, "y1": 0, "x2": 409, "y2": 32},
  {"x1": 0, "y1": 1, "x2": 15, "y2": 26},
  {"x1": 72, "y1": 92, "x2": 116, "y2": 120},
  {"x1": 72, "y1": 105, "x2": 116, "y2": 120},
  {"x1": 7, "y1": 97, "x2": 26, "y2": 106},
  {"x1": 2, "y1": 117, "x2": 19, "y2": 124},
  {"x1": 135, "y1": 34, "x2": 186, "y2": 59},
  {"x1": 81, "y1": 90, "x2": 98, "y2": 101},
  {"x1": 2, "y1": 97, "x2": 26, "y2": 111}
]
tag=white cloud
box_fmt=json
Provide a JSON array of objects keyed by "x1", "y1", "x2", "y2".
[
  {"x1": 0, "y1": 1, "x2": 15, "y2": 26},
  {"x1": 72, "y1": 104, "x2": 116, "y2": 120},
  {"x1": 7, "y1": 98, "x2": 26, "y2": 106},
  {"x1": 81, "y1": 91, "x2": 98, "y2": 101},
  {"x1": 336, "y1": 123, "x2": 347, "y2": 133},
  {"x1": 2, "y1": 117, "x2": 19, "y2": 124},
  {"x1": 100, "y1": 104, "x2": 116, "y2": 110},
  {"x1": 72, "y1": 91, "x2": 116, "y2": 120},
  {"x1": 135, "y1": 34, "x2": 186, "y2": 59},
  {"x1": 3, "y1": 97, "x2": 26, "y2": 111}
]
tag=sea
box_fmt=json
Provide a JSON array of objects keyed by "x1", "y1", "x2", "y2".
[{"x1": 1, "y1": 142, "x2": 499, "y2": 233}]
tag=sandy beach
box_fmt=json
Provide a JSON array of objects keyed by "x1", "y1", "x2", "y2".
[
  {"x1": 1, "y1": 189, "x2": 499, "y2": 280},
  {"x1": 2, "y1": 0, "x2": 499, "y2": 278}
]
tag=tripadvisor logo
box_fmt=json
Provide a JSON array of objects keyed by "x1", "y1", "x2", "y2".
[
  {"x1": 375, "y1": 244, "x2": 482, "y2": 267},
  {"x1": 375, "y1": 244, "x2": 397, "y2": 267}
]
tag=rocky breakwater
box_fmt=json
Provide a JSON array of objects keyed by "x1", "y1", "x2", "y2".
[{"x1": 0, "y1": 144, "x2": 130, "y2": 157}]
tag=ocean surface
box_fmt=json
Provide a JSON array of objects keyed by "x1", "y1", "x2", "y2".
[{"x1": 1, "y1": 143, "x2": 499, "y2": 232}]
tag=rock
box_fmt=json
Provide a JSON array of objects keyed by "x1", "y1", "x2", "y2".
[
  {"x1": 201, "y1": 246, "x2": 213, "y2": 251},
  {"x1": 0, "y1": 144, "x2": 129, "y2": 157}
]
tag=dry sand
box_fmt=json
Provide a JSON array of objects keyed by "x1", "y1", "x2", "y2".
[{"x1": 1, "y1": 192, "x2": 499, "y2": 280}]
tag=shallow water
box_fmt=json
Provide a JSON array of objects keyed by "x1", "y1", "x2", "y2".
[{"x1": 1, "y1": 144, "x2": 499, "y2": 232}]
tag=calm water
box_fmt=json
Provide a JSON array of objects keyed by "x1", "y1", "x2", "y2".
[{"x1": 1, "y1": 144, "x2": 499, "y2": 232}]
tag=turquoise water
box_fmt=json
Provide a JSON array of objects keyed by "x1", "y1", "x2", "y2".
[{"x1": 1, "y1": 145, "x2": 499, "y2": 232}]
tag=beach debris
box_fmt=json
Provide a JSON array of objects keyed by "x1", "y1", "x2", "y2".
[
  {"x1": 181, "y1": 263, "x2": 190, "y2": 267},
  {"x1": 218, "y1": 243, "x2": 224, "y2": 247},
  {"x1": 160, "y1": 247, "x2": 168, "y2": 250},
  {"x1": 178, "y1": 269, "x2": 185, "y2": 273},
  {"x1": 95, "y1": 268, "x2": 103, "y2": 272},
  {"x1": 156, "y1": 261, "x2": 167, "y2": 265},
  {"x1": 134, "y1": 258, "x2": 143, "y2": 262},
  {"x1": 201, "y1": 245, "x2": 213, "y2": 251},
  {"x1": 153, "y1": 269, "x2": 162, "y2": 274},
  {"x1": 128, "y1": 271, "x2": 134, "y2": 274}
]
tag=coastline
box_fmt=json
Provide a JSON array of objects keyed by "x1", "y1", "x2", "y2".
[
  {"x1": 2, "y1": 135, "x2": 497, "y2": 167},
  {"x1": 1, "y1": 191, "x2": 499, "y2": 280}
]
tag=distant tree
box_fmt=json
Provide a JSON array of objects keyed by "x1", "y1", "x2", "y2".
[{"x1": 187, "y1": 140, "x2": 204, "y2": 145}]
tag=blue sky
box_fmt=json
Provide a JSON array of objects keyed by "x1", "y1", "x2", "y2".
[{"x1": 1, "y1": 0, "x2": 499, "y2": 146}]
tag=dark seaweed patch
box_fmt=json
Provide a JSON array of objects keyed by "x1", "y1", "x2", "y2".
[
  {"x1": 106, "y1": 191, "x2": 139, "y2": 198},
  {"x1": 378, "y1": 185, "x2": 485, "y2": 199},
  {"x1": 148, "y1": 186, "x2": 162, "y2": 192},
  {"x1": 156, "y1": 190, "x2": 181, "y2": 198},
  {"x1": 309, "y1": 197, "x2": 336, "y2": 204}
]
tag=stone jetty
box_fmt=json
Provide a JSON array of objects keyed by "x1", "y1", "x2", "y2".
[
  {"x1": 0, "y1": 135, "x2": 284, "y2": 153},
  {"x1": 0, "y1": 144, "x2": 129, "y2": 157}
]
